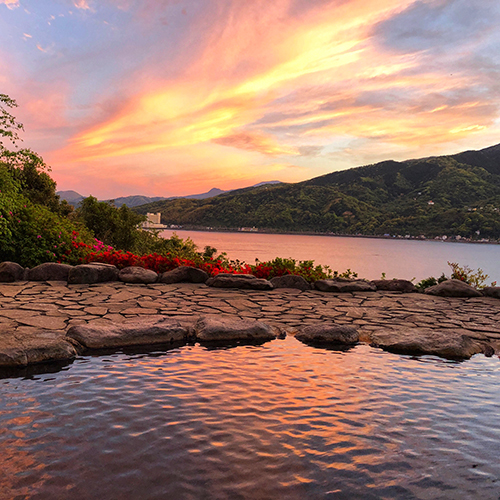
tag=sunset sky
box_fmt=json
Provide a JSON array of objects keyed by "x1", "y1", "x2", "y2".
[{"x1": 1, "y1": 0, "x2": 499, "y2": 198}]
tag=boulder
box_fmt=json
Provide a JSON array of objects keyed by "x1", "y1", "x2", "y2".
[
  {"x1": 0, "y1": 334, "x2": 79, "y2": 368},
  {"x1": 195, "y1": 315, "x2": 277, "y2": 342},
  {"x1": 215, "y1": 273, "x2": 256, "y2": 279},
  {"x1": 0, "y1": 261, "x2": 25, "y2": 282},
  {"x1": 23, "y1": 338, "x2": 80, "y2": 365},
  {"x1": 26, "y1": 262, "x2": 72, "y2": 282},
  {"x1": 295, "y1": 324, "x2": 358, "y2": 345},
  {"x1": 159, "y1": 266, "x2": 209, "y2": 284},
  {"x1": 369, "y1": 328, "x2": 484, "y2": 360},
  {"x1": 206, "y1": 274, "x2": 273, "y2": 290},
  {"x1": 425, "y1": 279, "x2": 482, "y2": 297},
  {"x1": 270, "y1": 275, "x2": 311, "y2": 291},
  {"x1": 0, "y1": 337, "x2": 28, "y2": 367},
  {"x1": 119, "y1": 266, "x2": 158, "y2": 284},
  {"x1": 482, "y1": 287, "x2": 500, "y2": 299},
  {"x1": 314, "y1": 279, "x2": 376, "y2": 293},
  {"x1": 66, "y1": 316, "x2": 191, "y2": 349},
  {"x1": 68, "y1": 263, "x2": 119, "y2": 284},
  {"x1": 372, "y1": 279, "x2": 416, "y2": 293}
]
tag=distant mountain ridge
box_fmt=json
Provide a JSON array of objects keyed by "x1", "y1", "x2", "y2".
[
  {"x1": 57, "y1": 181, "x2": 282, "y2": 208},
  {"x1": 57, "y1": 190, "x2": 85, "y2": 206},
  {"x1": 133, "y1": 143, "x2": 500, "y2": 240}
]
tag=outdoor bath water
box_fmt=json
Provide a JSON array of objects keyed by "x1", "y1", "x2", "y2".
[{"x1": 1, "y1": 337, "x2": 499, "y2": 499}]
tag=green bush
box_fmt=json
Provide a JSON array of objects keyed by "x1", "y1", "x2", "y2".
[
  {"x1": 0, "y1": 161, "x2": 94, "y2": 267},
  {"x1": 0, "y1": 197, "x2": 94, "y2": 267},
  {"x1": 415, "y1": 262, "x2": 495, "y2": 291}
]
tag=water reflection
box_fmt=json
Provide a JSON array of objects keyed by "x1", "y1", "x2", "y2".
[{"x1": 1, "y1": 340, "x2": 499, "y2": 499}]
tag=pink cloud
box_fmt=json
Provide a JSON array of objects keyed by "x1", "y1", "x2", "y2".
[
  {"x1": 2, "y1": 0, "x2": 500, "y2": 197},
  {"x1": 213, "y1": 131, "x2": 298, "y2": 156}
]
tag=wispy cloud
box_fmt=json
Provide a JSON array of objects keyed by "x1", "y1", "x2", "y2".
[
  {"x1": 2, "y1": 0, "x2": 499, "y2": 196},
  {"x1": 0, "y1": 0, "x2": 19, "y2": 10},
  {"x1": 213, "y1": 131, "x2": 299, "y2": 156},
  {"x1": 73, "y1": 0, "x2": 91, "y2": 10}
]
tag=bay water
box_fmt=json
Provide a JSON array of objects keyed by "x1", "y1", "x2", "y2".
[{"x1": 161, "y1": 230, "x2": 500, "y2": 284}]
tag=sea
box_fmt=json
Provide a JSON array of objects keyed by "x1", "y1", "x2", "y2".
[{"x1": 160, "y1": 230, "x2": 500, "y2": 284}]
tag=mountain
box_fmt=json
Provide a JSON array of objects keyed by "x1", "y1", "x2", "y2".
[
  {"x1": 57, "y1": 181, "x2": 282, "y2": 208},
  {"x1": 252, "y1": 180, "x2": 282, "y2": 187},
  {"x1": 110, "y1": 188, "x2": 227, "y2": 206},
  {"x1": 133, "y1": 144, "x2": 500, "y2": 240},
  {"x1": 183, "y1": 187, "x2": 227, "y2": 200},
  {"x1": 107, "y1": 195, "x2": 168, "y2": 208},
  {"x1": 57, "y1": 190, "x2": 85, "y2": 206}
]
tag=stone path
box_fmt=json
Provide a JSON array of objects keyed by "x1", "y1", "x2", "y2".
[{"x1": 1, "y1": 281, "x2": 499, "y2": 370}]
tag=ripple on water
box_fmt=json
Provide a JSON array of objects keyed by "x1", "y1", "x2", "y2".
[{"x1": 0, "y1": 339, "x2": 499, "y2": 500}]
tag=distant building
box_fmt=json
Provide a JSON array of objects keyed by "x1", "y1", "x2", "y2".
[{"x1": 142, "y1": 212, "x2": 164, "y2": 229}]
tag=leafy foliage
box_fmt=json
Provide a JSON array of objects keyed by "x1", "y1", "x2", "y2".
[
  {"x1": 0, "y1": 166, "x2": 95, "y2": 267},
  {"x1": 415, "y1": 262, "x2": 495, "y2": 290},
  {"x1": 0, "y1": 94, "x2": 23, "y2": 146},
  {"x1": 84, "y1": 248, "x2": 353, "y2": 282},
  {"x1": 447, "y1": 261, "x2": 492, "y2": 289}
]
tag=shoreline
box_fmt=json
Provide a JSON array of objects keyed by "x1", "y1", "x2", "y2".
[{"x1": 157, "y1": 227, "x2": 500, "y2": 246}]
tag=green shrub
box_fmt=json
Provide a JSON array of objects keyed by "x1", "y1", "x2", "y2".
[
  {"x1": 416, "y1": 262, "x2": 495, "y2": 291},
  {"x1": 447, "y1": 261, "x2": 492, "y2": 289}
]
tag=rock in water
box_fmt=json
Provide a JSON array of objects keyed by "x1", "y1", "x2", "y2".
[
  {"x1": 295, "y1": 324, "x2": 359, "y2": 345},
  {"x1": 369, "y1": 327, "x2": 484, "y2": 360},
  {"x1": 195, "y1": 316, "x2": 277, "y2": 342},
  {"x1": 67, "y1": 316, "x2": 191, "y2": 349}
]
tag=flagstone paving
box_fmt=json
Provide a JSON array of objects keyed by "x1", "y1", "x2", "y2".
[{"x1": 0, "y1": 281, "x2": 499, "y2": 370}]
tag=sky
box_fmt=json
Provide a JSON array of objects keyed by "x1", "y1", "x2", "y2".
[{"x1": 1, "y1": 0, "x2": 499, "y2": 198}]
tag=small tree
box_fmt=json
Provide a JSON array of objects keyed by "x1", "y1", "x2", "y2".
[
  {"x1": 0, "y1": 93, "x2": 24, "y2": 146},
  {"x1": 76, "y1": 196, "x2": 145, "y2": 250},
  {"x1": 0, "y1": 94, "x2": 68, "y2": 214},
  {"x1": 0, "y1": 93, "x2": 93, "y2": 266}
]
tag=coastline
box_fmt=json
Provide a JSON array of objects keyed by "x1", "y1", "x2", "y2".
[{"x1": 157, "y1": 227, "x2": 500, "y2": 246}]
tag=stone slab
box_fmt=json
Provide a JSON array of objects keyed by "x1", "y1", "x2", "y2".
[
  {"x1": 67, "y1": 316, "x2": 192, "y2": 349},
  {"x1": 195, "y1": 315, "x2": 277, "y2": 342}
]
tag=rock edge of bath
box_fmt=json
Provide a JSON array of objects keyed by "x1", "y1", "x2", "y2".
[
  {"x1": 1, "y1": 261, "x2": 498, "y2": 298},
  {"x1": 1, "y1": 313, "x2": 495, "y2": 371}
]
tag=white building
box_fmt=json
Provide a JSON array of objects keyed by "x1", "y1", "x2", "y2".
[{"x1": 142, "y1": 212, "x2": 163, "y2": 229}]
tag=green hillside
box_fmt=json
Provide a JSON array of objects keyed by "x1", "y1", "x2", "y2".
[{"x1": 136, "y1": 144, "x2": 500, "y2": 240}]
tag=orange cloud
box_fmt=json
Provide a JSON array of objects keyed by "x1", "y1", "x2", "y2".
[
  {"x1": 8, "y1": 0, "x2": 498, "y2": 197},
  {"x1": 0, "y1": 0, "x2": 19, "y2": 9},
  {"x1": 63, "y1": 0, "x2": 417, "y2": 163},
  {"x1": 213, "y1": 131, "x2": 298, "y2": 156}
]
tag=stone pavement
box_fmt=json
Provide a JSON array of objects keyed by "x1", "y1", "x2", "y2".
[{"x1": 1, "y1": 281, "x2": 499, "y2": 370}]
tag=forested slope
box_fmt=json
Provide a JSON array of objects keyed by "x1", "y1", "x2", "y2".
[{"x1": 136, "y1": 144, "x2": 500, "y2": 239}]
